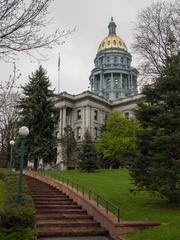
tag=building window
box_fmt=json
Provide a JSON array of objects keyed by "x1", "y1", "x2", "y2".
[
  {"x1": 122, "y1": 79, "x2": 125, "y2": 89},
  {"x1": 94, "y1": 110, "x2": 98, "y2": 120},
  {"x1": 107, "y1": 56, "x2": 110, "y2": 63},
  {"x1": 114, "y1": 78, "x2": 118, "y2": 88},
  {"x1": 95, "y1": 79, "x2": 100, "y2": 90},
  {"x1": 105, "y1": 93, "x2": 109, "y2": 99},
  {"x1": 115, "y1": 92, "x2": 119, "y2": 99},
  {"x1": 114, "y1": 56, "x2": 117, "y2": 63},
  {"x1": 95, "y1": 127, "x2": 98, "y2": 139},
  {"x1": 106, "y1": 78, "x2": 111, "y2": 88},
  {"x1": 76, "y1": 127, "x2": 81, "y2": 140},
  {"x1": 77, "y1": 109, "x2": 81, "y2": 120},
  {"x1": 99, "y1": 57, "x2": 103, "y2": 67},
  {"x1": 55, "y1": 131, "x2": 59, "y2": 138}
]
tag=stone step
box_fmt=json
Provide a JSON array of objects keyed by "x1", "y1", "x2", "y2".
[
  {"x1": 30, "y1": 192, "x2": 66, "y2": 195},
  {"x1": 34, "y1": 200, "x2": 74, "y2": 205},
  {"x1": 26, "y1": 176, "x2": 108, "y2": 238},
  {"x1": 36, "y1": 213, "x2": 93, "y2": 220},
  {"x1": 37, "y1": 226, "x2": 108, "y2": 237},
  {"x1": 30, "y1": 191, "x2": 62, "y2": 194},
  {"x1": 36, "y1": 209, "x2": 87, "y2": 214},
  {"x1": 31, "y1": 195, "x2": 69, "y2": 199},
  {"x1": 35, "y1": 204, "x2": 81, "y2": 209},
  {"x1": 37, "y1": 219, "x2": 99, "y2": 228},
  {"x1": 29, "y1": 188, "x2": 62, "y2": 192}
]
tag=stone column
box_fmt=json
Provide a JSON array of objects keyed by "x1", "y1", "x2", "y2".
[
  {"x1": 62, "y1": 107, "x2": 66, "y2": 134},
  {"x1": 111, "y1": 72, "x2": 113, "y2": 89},
  {"x1": 110, "y1": 73, "x2": 114, "y2": 100},
  {"x1": 120, "y1": 73, "x2": 122, "y2": 88},
  {"x1": 128, "y1": 74, "x2": 130, "y2": 89},
  {"x1": 82, "y1": 107, "x2": 86, "y2": 137},
  {"x1": 100, "y1": 73, "x2": 103, "y2": 95},
  {"x1": 91, "y1": 77, "x2": 94, "y2": 91},
  {"x1": 86, "y1": 106, "x2": 90, "y2": 133},
  {"x1": 59, "y1": 108, "x2": 62, "y2": 137},
  {"x1": 131, "y1": 74, "x2": 133, "y2": 89}
]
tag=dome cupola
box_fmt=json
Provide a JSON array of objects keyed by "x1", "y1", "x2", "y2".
[
  {"x1": 89, "y1": 18, "x2": 138, "y2": 101},
  {"x1": 98, "y1": 17, "x2": 128, "y2": 52}
]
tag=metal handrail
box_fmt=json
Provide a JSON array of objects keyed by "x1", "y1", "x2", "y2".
[{"x1": 37, "y1": 170, "x2": 120, "y2": 222}]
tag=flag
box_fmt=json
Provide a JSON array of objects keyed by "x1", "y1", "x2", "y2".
[{"x1": 58, "y1": 53, "x2": 60, "y2": 71}]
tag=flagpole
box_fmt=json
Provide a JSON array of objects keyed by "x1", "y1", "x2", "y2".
[{"x1": 58, "y1": 53, "x2": 60, "y2": 94}]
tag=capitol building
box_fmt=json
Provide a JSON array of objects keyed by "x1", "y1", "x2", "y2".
[{"x1": 55, "y1": 18, "x2": 141, "y2": 167}]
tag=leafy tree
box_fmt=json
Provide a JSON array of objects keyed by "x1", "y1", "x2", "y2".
[
  {"x1": 133, "y1": 1, "x2": 179, "y2": 83},
  {"x1": 18, "y1": 65, "x2": 57, "y2": 169},
  {"x1": 79, "y1": 131, "x2": 98, "y2": 172},
  {"x1": 129, "y1": 53, "x2": 180, "y2": 203},
  {"x1": 60, "y1": 125, "x2": 77, "y2": 169},
  {"x1": 96, "y1": 111, "x2": 139, "y2": 168}
]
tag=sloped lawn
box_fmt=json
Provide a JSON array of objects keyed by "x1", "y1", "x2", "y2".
[
  {"x1": 0, "y1": 179, "x2": 4, "y2": 209},
  {"x1": 0, "y1": 168, "x2": 36, "y2": 240},
  {"x1": 49, "y1": 169, "x2": 180, "y2": 240}
]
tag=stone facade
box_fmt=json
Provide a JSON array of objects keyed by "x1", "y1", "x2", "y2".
[
  {"x1": 55, "y1": 91, "x2": 142, "y2": 168},
  {"x1": 55, "y1": 18, "x2": 142, "y2": 168}
]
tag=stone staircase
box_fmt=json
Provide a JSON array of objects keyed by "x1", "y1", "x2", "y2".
[{"x1": 26, "y1": 176, "x2": 108, "y2": 238}]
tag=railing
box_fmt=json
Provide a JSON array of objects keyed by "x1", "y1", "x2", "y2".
[{"x1": 38, "y1": 170, "x2": 120, "y2": 222}]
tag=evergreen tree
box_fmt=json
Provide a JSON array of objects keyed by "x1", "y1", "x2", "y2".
[
  {"x1": 18, "y1": 65, "x2": 57, "y2": 169},
  {"x1": 60, "y1": 125, "x2": 77, "y2": 169},
  {"x1": 79, "y1": 131, "x2": 98, "y2": 172},
  {"x1": 129, "y1": 53, "x2": 180, "y2": 203}
]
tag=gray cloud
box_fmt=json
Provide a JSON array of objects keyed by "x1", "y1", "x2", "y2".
[{"x1": 0, "y1": 0, "x2": 173, "y2": 94}]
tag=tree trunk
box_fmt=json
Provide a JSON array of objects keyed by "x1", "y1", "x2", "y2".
[
  {"x1": 168, "y1": 184, "x2": 179, "y2": 203},
  {"x1": 34, "y1": 158, "x2": 38, "y2": 171}
]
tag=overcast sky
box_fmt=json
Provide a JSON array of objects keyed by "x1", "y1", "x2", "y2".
[{"x1": 0, "y1": 0, "x2": 173, "y2": 94}]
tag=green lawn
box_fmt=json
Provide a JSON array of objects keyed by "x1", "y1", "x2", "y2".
[
  {"x1": 0, "y1": 168, "x2": 36, "y2": 240},
  {"x1": 48, "y1": 169, "x2": 180, "y2": 240},
  {"x1": 0, "y1": 180, "x2": 4, "y2": 209}
]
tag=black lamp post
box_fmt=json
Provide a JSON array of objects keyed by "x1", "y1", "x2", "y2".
[
  {"x1": 9, "y1": 140, "x2": 15, "y2": 170},
  {"x1": 16, "y1": 126, "x2": 29, "y2": 205}
]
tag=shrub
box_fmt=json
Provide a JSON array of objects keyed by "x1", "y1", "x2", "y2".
[
  {"x1": 0, "y1": 168, "x2": 35, "y2": 239},
  {"x1": 0, "y1": 227, "x2": 36, "y2": 240}
]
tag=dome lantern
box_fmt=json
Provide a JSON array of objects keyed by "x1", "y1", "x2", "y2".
[
  {"x1": 98, "y1": 17, "x2": 128, "y2": 52},
  {"x1": 108, "y1": 17, "x2": 117, "y2": 35}
]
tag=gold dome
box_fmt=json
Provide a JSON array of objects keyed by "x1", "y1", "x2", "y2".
[{"x1": 98, "y1": 35, "x2": 128, "y2": 52}]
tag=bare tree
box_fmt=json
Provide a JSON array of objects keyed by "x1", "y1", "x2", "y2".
[
  {"x1": 0, "y1": 0, "x2": 74, "y2": 61},
  {"x1": 0, "y1": 62, "x2": 21, "y2": 166},
  {"x1": 133, "y1": 1, "x2": 180, "y2": 84},
  {"x1": 0, "y1": 91, "x2": 20, "y2": 166},
  {"x1": 0, "y1": 62, "x2": 21, "y2": 107}
]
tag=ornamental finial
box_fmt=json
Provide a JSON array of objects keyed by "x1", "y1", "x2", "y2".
[{"x1": 108, "y1": 17, "x2": 117, "y2": 35}]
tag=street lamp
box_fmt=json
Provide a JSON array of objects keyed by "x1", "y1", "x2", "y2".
[
  {"x1": 16, "y1": 126, "x2": 29, "y2": 205},
  {"x1": 9, "y1": 140, "x2": 15, "y2": 169}
]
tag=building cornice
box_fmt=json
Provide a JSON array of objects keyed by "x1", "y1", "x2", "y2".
[{"x1": 54, "y1": 91, "x2": 143, "y2": 109}]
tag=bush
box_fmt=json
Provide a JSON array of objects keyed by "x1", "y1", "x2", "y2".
[
  {"x1": 0, "y1": 168, "x2": 35, "y2": 239},
  {"x1": 0, "y1": 227, "x2": 36, "y2": 240}
]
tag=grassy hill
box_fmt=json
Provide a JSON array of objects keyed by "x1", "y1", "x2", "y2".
[
  {"x1": 0, "y1": 180, "x2": 4, "y2": 209},
  {"x1": 50, "y1": 169, "x2": 180, "y2": 240}
]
